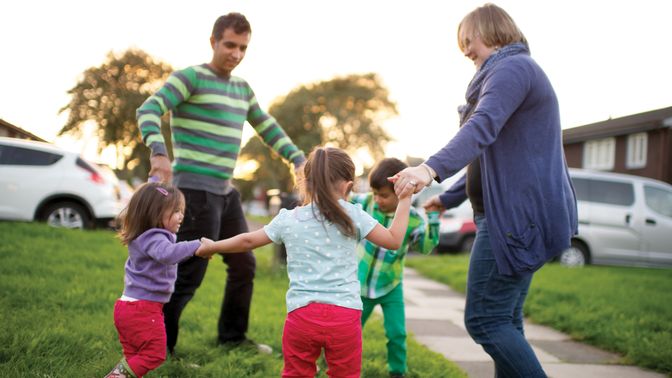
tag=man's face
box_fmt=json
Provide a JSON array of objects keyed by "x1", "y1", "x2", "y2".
[
  {"x1": 210, "y1": 28, "x2": 250, "y2": 76},
  {"x1": 373, "y1": 186, "x2": 399, "y2": 214}
]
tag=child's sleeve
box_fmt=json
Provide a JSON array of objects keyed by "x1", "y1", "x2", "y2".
[
  {"x1": 263, "y1": 209, "x2": 288, "y2": 244},
  {"x1": 146, "y1": 234, "x2": 201, "y2": 264},
  {"x1": 408, "y1": 210, "x2": 439, "y2": 255},
  {"x1": 351, "y1": 204, "x2": 378, "y2": 241}
]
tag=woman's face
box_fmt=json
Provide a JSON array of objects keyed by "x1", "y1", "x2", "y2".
[{"x1": 460, "y1": 30, "x2": 497, "y2": 69}]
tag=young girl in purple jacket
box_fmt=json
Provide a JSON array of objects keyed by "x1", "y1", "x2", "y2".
[{"x1": 105, "y1": 182, "x2": 209, "y2": 378}]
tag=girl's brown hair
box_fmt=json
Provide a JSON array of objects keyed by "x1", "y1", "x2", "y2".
[
  {"x1": 301, "y1": 146, "x2": 356, "y2": 237},
  {"x1": 117, "y1": 182, "x2": 185, "y2": 245},
  {"x1": 458, "y1": 3, "x2": 527, "y2": 52}
]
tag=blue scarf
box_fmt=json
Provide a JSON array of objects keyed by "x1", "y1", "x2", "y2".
[{"x1": 458, "y1": 42, "x2": 530, "y2": 125}]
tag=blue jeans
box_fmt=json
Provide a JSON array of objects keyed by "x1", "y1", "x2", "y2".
[{"x1": 464, "y1": 215, "x2": 546, "y2": 377}]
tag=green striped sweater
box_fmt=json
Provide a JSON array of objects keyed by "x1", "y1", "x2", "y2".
[{"x1": 137, "y1": 64, "x2": 305, "y2": 194}]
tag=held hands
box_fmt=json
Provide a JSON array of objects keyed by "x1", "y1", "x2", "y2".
[
  {"x1": 387, "y1": 176, "x2": 415, "y2": 200},
  {"x1": 195, "y1": 237, "x2": 216, "y2": 259},
  {"x1": 149, "y1": 155, "x2": 173, "y2": 183},
  {"x1": 391, "y1": 165, "x2": 433, "y2": 197}
]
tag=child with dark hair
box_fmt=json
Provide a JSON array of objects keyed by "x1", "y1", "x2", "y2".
[
  {"x1": 105, "y1": 182, "x2": 211, "y2": 378},
  {"x1": 351, "y1": 157, "x2": 439, "y2": 378},
  {"x1": 196, "y1": 147, "x2": 415, "y2": 378}
]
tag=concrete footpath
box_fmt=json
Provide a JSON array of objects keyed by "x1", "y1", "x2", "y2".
[{"x1": 400, "y1": 268, "x2": 665, "y2": 378}]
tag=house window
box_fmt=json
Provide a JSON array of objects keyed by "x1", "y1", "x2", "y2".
[
  {"x1": 583, "y1": 137, "x2": 615, "y2": 170},
  {"x1": 626, "y1": 132, "x2": 647, "y2": 169}
]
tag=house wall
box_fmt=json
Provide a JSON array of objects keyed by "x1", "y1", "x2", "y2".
[
  {"x1": 563, "y1": 142, "x2": 582, "y2": 168},
  {"x1": 562, "y1": 129, "x2": 672, "y2": 185}
]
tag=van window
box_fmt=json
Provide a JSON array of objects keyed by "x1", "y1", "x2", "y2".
[
  {"x1": 644, "y1": 186, "x2": 672, "y2": 218},
  {"x1": 571, "y1": 177, "x2": 634, "y2": 206}
]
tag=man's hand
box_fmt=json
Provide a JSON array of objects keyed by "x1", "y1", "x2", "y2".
[
  {"x1": 293, "y1": 161, "x2": 306, "y2": 181},
  {"x1": 150, "y1": 155, "x2": 172, "y2": 183}
]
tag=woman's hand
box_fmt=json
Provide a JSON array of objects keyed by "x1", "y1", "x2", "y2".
[
  {"x1": 423, "y1": 195, "x2": 445, "y2": 213},
  {"x1": 391, "y1": 166, "x2": 432, "y2": 196}
]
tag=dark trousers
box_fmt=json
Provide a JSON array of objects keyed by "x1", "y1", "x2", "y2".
[{"x1": 163, "y1": 188, "x2": 256, "y2": 353}]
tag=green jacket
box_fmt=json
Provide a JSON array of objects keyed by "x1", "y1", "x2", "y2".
[{"x1": 351, "y1": 193, "x2": 438, "y2": 298}]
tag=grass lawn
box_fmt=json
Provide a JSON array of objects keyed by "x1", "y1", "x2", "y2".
[
  {"x1": 0, "y1": 222, "x2": 464, "y2": 377},
  {"x1": 406, "y1": 253, "x2": 672, "y2": 374}
]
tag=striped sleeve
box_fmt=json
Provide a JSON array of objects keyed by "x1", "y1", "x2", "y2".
[
  {"x1": 136, "y1": 68, "x2": 196, "y2": 156},
  {"x1": 246, "y1": 90, "x2": 305, "y2": 166}
]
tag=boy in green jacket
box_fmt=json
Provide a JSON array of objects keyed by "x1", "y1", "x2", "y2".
[{"x1": 350, "y1": 158, "x2": 439, "y2": 378}]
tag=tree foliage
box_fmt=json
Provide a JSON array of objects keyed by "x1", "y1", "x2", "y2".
[
  {"x1": 58, "y1": 49, "x2": 173, "y2": 179},
  {"x1": 237, "y1": 73, "x2": 398, "y2": 196}
]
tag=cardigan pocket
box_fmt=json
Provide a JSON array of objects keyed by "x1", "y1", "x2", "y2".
[
  {"x1": 504, "y1": 223, "x2": 539, "y2": 249},
  {"x1": 504, "y1": 223, "x2": 543, "y2": 271}
]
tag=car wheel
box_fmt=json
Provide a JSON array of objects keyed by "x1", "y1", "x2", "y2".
[
  {"x1": 39, "y1": 202, "x2": 91, "y2": 230},
  {"x1": 559, "y1": 240, "x2": 589, "y2": 267},
  {"x1": 460, "y1": 235, "x2": 475, "y2": 253}
]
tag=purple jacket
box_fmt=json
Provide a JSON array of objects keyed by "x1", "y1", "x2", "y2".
[
  {"x1": 123, "y1": 228, "x2": 201, "y2": 303},
  {"x1": 427, "y1": 53, "x2": 578, "y2": 276}
]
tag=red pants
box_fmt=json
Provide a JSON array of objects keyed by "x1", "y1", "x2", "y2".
[
  {"x1": 282, "y1": 303, "x2": 362, "y2": 378},
  {"x1": 113, "y1": 299, "x2": 166, "y2": 378}
]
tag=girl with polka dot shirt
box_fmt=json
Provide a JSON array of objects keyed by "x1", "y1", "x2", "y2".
[{"x1": 198, "y1": 146, "x2": 414, "y2": 378}]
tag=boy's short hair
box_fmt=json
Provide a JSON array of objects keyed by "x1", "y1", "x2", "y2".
[{"x1": 369, "y1": 158, "x2": 408, "y2": 190}]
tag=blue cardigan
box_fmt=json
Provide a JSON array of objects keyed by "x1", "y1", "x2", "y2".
[{"x1": 427, "y1": 53, "x2": 578, "y2": 276}]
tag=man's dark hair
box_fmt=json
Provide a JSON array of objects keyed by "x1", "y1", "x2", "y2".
[
  {"x1": 212, "y1": 12, "x2": 251, "y2": 40},
  {"x1": 369, "y1": 158, "x2": 408, "y2": 190}
]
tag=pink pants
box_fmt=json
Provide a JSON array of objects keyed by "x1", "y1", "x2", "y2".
[
  {"x1": 113, "y1": 299, "x2": 166, "y2": 378},
  {"x1": 282, "y1": 303, "x2": 362, "y2": 378}
]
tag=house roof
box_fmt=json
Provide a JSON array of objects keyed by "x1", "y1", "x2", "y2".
[
  {"x1": 563, "y1": 106, "x2": 672, "y2": 144},
  {"x1": 0, "y1": 118, "x2": 47, "y2": 142}
]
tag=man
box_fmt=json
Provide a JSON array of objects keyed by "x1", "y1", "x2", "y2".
[{"x1": 136, "y1": 12, "x2": 305, "y2": 355}]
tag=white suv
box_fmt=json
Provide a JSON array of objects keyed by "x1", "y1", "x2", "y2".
[
  {"x1": 0, "y1": 137, "x2": 123, "y2": 229},
  {"x1": 560, "y1": 168, "x2": 672, "y2": 268}
]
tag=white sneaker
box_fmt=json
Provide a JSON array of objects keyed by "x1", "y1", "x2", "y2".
[
  {"x1": 256, "y1": 343, "x2": 273, "y2": 354},
  {"x1": 222, "y1": 338, "x2": 273, "y2": 354}
]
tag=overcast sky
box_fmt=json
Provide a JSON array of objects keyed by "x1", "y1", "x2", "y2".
[{"x1": 1, "y1": 0, "x2": 671, "y2": 166}]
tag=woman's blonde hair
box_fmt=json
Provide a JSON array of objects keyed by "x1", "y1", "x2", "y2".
[
  {"x1": 458, "y1": 3, "x2": 527, "y2": 52},
  {"x1": 117, "y1": 182, "x2": 185, "y2": 245},
  {"x1": 301, "y1": 146, "x2": 356, "y2": 237}
]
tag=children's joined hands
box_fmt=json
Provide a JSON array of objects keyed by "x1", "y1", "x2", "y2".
[{"x1": 196, "y1": 237, "x2": 215, "y2": 259}]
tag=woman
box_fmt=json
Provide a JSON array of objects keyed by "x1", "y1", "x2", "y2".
[{"x1": 393, "y1": 4, "x2": 577, "y2": 377}]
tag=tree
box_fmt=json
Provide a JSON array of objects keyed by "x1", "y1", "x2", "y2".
[
  {"x1": 236, "y1": 73, "x2": 398, "y2": 197},
  {"x1": 58, "y1": 49, "x2": 173, "y2": 180}
]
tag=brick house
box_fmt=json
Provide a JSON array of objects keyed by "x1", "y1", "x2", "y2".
[{"x1": 563, "y1": 106, "x2": 672, "y2": 185}]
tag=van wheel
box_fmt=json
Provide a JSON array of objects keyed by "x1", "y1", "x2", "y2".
[
  {"x1": 39, "y1": 202, "x2": 92, "y2": 230},
  {"x1": 559, "y1": 240, "x2": 589, "y2": 267}
]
